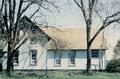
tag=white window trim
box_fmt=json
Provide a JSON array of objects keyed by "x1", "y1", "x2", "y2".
[
  {"x1": 91, "y1": 50, "x2": 99, "y2": 58},
  {"x1": 30, "y1": 38, "x2": 38, "y2": 44},
  {"x1": 68, "y1": 51, "x2": 76, "y2": 67},
  {"x1": 54, "y1": 51, "x2": 62, "y2": 67},
  {"x1": 13, "y1": 50, "x2": 19, "y2": 66},
  {"x1": 29, "y1": 50, "x2": 37, "y2": 66}
]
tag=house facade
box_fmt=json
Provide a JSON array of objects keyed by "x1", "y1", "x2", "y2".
[{"x1": 2, "y1": 16, "x2": 107, "y2": 70}]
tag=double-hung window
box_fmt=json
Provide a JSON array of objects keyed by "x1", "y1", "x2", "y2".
[
  {"x1": 13, "y1": 50, "x2": 19, "y2": 66},
  {"x1": 54, "y1": 51, "x2": 62, "y2": 66},
  {"x1": 30, "y1": 38, "x2": 38, "y2": 44},
  {"x1": 29, "y1": 50, "x2": 37, "y2": 66},
  {"x1": 68, "y1": 51, "x2": 76, "y2": 66},
  {"x1": 91, "y1": 50, "x2": 99, "y2": 58}
]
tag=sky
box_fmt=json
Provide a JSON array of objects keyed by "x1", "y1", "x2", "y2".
[
  {"x1": 45, "y1": 0, "x2": 84, "y2": 27},
  {"x1": 0, "y1": 0, "x2": 120, "y2": 55}
]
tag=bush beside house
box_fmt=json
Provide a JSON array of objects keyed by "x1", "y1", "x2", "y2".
[
  {"x1": 106, "y1": 39, "x2": 120, "y2": 72},
  {"x1": 106, "y1": 58, "x2": 120, "y2": 72}
]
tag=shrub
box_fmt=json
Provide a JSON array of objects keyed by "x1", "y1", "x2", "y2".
[{"x1": 106, "y1": 58, "x2": 120, "y2": 72}]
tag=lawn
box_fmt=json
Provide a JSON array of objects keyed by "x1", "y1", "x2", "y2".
[{"x1": 0, "y1": 71, "x2": 120, "y2": 79}]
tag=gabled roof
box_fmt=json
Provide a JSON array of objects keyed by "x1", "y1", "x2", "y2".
[
  {"x1": 18, "y1": 16, "x2": 51, "y2": 40},
  {"x1": 42, "y1": 27, "x2": 107, "y2": 50},
  {"x1": 18, "y1": 16, "x2": 107, "y2": 50}
]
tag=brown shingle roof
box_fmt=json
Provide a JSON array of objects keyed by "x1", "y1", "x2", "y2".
[{"x1": 42, "y1": 27, "x2": 107, "y2": 50}]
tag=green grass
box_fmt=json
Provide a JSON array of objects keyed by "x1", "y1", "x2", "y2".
[{"x1": 0, "y1": 71, "x2": 120, "y2": 79}]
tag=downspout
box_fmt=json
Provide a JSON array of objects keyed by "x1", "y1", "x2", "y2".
[
  {"x1": 45, "y1": 36, "x2": 48, "y2": 76},
  {"x1": 104, "y1": 50, "x2": 107, "y2": 70},
  {"x1": 99, "y1": 49, "x2": 101, "y2": 70}
]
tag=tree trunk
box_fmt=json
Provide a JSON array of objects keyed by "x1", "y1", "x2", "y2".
[
  {"x1": 6, "y1": 41, "x2": 13, "y2": 76},
  {"x1": 0, "y1": 49, "x2": 3, "y2": 72},
  {"x1": 86, "y1": 45, "x2": 91, "y2": 73},
  {"x1": 0, "y1": 64, "x2": 2, "y2": 72},
  {"x1": 86, "y1": 20, "x2": 92, "y2": 74}
]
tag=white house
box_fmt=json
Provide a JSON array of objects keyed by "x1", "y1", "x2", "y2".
[{"x1": 2, "y1": 16, "x2": 107, "y2": 70}]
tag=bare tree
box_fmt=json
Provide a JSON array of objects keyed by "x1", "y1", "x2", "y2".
[
  {"x1": 0, "y1": 0, "x2": 56, "y2": 76},
  {"x1": 73, "y1": 0, "x2": 120, "y2": 73}
]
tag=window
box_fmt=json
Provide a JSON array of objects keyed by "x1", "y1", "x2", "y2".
[
  {"x1": 31, "y1": 26, "x2": 37, "y2": 33},
  {"x1": 0, "y1": 40, "x2": 6, "y2": 49},
  {"x1": 29, "y1": 50, "x2": 37, "y2": 66},
  {"x1": 54, "y1": 51, "x2": 62, "y2": 66},
  {"x1": 91, "y1": 50, "x2": 99, "y2": 58},
  {"x1": 13, "y1": 50, "x2": 19, "y2": 65},
  {"x1": 68, "y1": 51, "x2": 76, "y2": 66},
  {"x1": 30, "y1": 38, "x2": 38, "y2": 44}
]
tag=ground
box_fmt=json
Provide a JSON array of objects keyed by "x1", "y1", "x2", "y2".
[{"x1": 0, "y1": 71, "x2": 120, "y2": 79}]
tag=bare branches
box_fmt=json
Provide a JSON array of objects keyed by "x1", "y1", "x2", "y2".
[
  {"x1": 74, "y1": 0, "x2": 120, "y2": 48},
  {"x1": 0, "y1": 0, "x2": 57, "y2": 50},
  {"x1": 0, "y1": 0, "x2": 4, "y2": 17},
  {"x1": 17, "y1": 0, "x2": 23, "y2": 22},
  {"x1": 41, "y1": 5, "x2": 53, "y2": 13},
  {"x1": 0, "y1": 0, "x2": 57, "y2": 75},
  {"x1": 74, "y1": 0, "x2": 96, "y2": 26},
  {"x1": 74, "y1": 0, "x2": 120, "y2": 73},
  {"x1": 8, "y1": 0, "x2": 13, "y2": 33},
  {"x1": 89, "y1": 0, "x2": 96, "y2": 20},
  {"x1": 4, "y1": 0, "x2": 9, "y2": 32},
  {"x1": 104, "y1": 12, "x2": 120, "y2": 24},
  {"x1": 89, "y1": 11, "x2": 120, "y2": 47},
  {"x1": 14, "y1": 0, "x2": 36, "y2": 46},
  {"x1": 74, "y1": 0, "x2": 87, "y2": 22},
  {"x1": 30, "y1": 6, "x2": 40, "y2": 19},
  {"x1": 12, "y1": 0, "x2": 16, "y2": 23},
  {"x1": 45, "y1": 0, "x2": 58, "y2": 8},
  {"x1": 50, "y1": 37, "x2": 67, "y2": 50},
  {"x1": 95, "y1": 10, "x2": 104, "y2": 21},
  {"x1": 15, "y1": 38, "x2": 28, "y2": 50},
  {"x1": 19, "y1": 1, "x2": 34, "y2": 19},
  {"x1": 89, "y1": 0, "x2": 96, "y2": 10}
]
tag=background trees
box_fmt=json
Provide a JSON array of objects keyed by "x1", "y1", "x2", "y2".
[
  {"x1": 106, "y1": 38, "x2": 120, "y2": 72},
  {"x1": 114, "y1": 39, "x2": 120, "y2": 59}
]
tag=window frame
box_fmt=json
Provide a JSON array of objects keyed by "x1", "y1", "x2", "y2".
[
  {"x1": 30, "y1": 38, "x2": 38, "y2": 44},
  {"x1": 54, "y1": 51, "x2": 62, "y2": 67},
  {"x1": 68, "y1": 51, "x2": 76, "y2": 67},
  {"x1": 13, "y1": 50, "x2": 19, "y2": 66},
  {"x1": 91, "y1": 49, "x2": 99, "y2": 58},
  {"x1": 29, "y1": 49, "x2": 37, "y2": 66}
]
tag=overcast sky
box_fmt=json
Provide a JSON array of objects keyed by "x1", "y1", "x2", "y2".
[{"x1": 0, "y1": 0, "x2": 120, "y2": 50}]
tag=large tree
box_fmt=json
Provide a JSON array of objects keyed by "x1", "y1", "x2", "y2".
[
  {"x1": 73, "y1": 0, "x2": 120, "y2": 73},
  {"x1": 0, "y1": 0, "x2": 56, "y2": 76}
]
